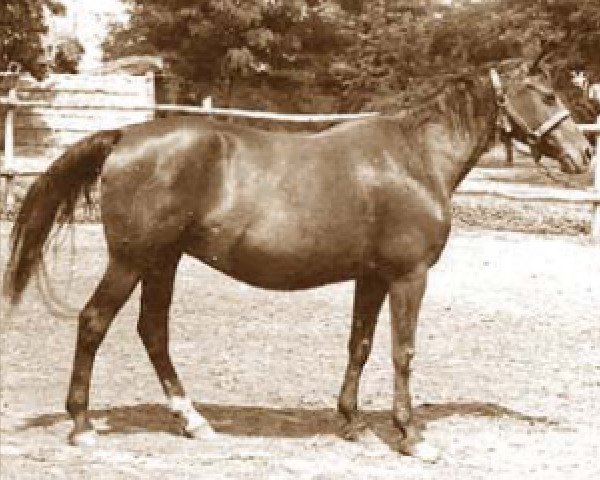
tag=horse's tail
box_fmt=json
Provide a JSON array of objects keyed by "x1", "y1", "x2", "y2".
[{"x1": 2, "y1": 129, "x2": 122, "y2": 306}]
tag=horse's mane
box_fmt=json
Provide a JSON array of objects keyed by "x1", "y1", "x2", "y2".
[
  {"x1": 380, "y1": 73, "x2": 490, "y2": 133},
  {"x1": 372, "y1": 61, "x2": 534, "y2": 189},
  {"x1": 367, "y1": 59, "x2": 530, "y2": 115}
]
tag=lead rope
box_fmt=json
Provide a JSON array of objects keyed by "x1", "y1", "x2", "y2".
[
  {"x1": 535, "y1": 155, "x2": 594, "y2": 189},
  {"x1": 535, "y1": 161, "x2": 581, "y2": 188}
]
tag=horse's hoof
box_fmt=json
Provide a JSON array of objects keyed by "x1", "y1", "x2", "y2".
[
  {"x1": 183, "y1": 418, "x2": 217, "y2": 440},
  {"x1": 403, "y1": 440, "x2": 441, "y2": 463},
  {"x1": 341, "y1": 420, "x2": 369, "y2": 442},
  {"x1": 68, "y1": 429, "x2": 98, "y2": 448}
]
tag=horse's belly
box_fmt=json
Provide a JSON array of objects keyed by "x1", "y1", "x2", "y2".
[{"x1": 186, "y1": 218, "x2": 364, "y2": 290}]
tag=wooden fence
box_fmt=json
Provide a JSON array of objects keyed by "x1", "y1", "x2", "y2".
[
  {"x1": 0, "y1": 71, "x2": 155, "y2": 174},
  {"x1": 1, "y1": 71, "x2": 599, "y2": 238},
  {"x1": 457, "y1": 118, "x2": 600, "y2": 238}
]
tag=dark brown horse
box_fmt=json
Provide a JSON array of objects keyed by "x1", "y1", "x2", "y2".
[{"x1": 2, "y1": 65, "x2": 591, "y2": 461}]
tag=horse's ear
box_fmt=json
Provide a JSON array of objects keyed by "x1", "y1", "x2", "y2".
[
  {"x1": 529, "y1": 39, "x2": 557, "y2": 75},
  {"x1": 529, "y1": 53, "x2": 547, "y2": 75},
  {"x1": 490, "y1": 69, "x2": 503, "y2": 94}
]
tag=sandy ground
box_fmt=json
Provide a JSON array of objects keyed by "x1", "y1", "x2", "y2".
[{"x1": 1, "y1": 220, "x2": 599, "y2": 480}]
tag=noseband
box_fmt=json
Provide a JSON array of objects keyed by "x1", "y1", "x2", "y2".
[{"x1": 489, "y1": 69, "x2": 571, "y2": 154}]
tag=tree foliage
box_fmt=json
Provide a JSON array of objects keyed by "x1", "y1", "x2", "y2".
[
  {"x1": 103, "y1": 1, "x2": 346, "y2": 108},
  {"x1": 325, "y1": 0, "x2": 600, "y2": 116},
  {"x1": 0, "y1": 0, "x2": 65, "y2": 79},
  {"x1": 103, "y1": 0, "x2": 600, "y2": 114}
]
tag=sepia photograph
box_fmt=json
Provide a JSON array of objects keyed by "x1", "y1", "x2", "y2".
[{"x1": 1, "y1": 0, "x2": 599, "y2": 478}]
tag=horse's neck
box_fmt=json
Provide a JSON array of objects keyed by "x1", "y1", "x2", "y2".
[
  {"x1": 433, "y1": 83, "x2": 496, "y2": 193},
  {"x1": 387, "y1": 78, "x2": 496, "y2": 195}
]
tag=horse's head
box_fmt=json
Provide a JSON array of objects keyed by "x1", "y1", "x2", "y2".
[{"x1": 492, "y1": 67, "x2": 592, "y2": 174}]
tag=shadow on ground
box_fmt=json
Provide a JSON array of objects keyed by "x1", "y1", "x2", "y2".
[{"x1": 16, "y1": 401, "x2": 558, "y2": 451}]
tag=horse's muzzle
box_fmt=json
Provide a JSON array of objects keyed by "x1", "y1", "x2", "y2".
[
  {"x1": 583, "y1": 146, "x2": 593, "y2": 166},
  {"x1": 559, "y1": 152, "x2": 587, "y2": 174}
]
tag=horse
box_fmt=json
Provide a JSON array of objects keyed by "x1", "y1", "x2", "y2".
[{"x1": 2, "y1": 63, "x2": 591, "y2": 462}]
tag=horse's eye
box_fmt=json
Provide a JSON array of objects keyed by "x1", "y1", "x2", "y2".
[{"x1": 543, "y1": 92, "x2": 557, "y2": 105}]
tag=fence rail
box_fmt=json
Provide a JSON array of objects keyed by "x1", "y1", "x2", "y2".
[
  {"x1": 1, "y1": 72, "x2": 154, "y2": 175},
  {"x1": 1, "y1": 76, "x2": 600, "y2": 238},
  {"x1": 456, "y1": 181, "x2": 600, "y2": 204},
  {"x1": 0, "y1": 96, "x2": 379, "y2": 122}
]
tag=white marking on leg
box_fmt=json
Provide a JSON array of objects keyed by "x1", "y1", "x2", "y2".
[
  {"x1": 69, "y1": 429, "x2": 98, "y2": 448},
  {"x1": 169, "y1": 396, "x2": 215, "y2": 439},
  {"x1": 407, "y1": 440, "x2": 441, "y2": 463}
]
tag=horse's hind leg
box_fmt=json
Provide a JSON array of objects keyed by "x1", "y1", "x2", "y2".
[
  {"x1": 66, "y1": 256, "x2": 140, "y2": 446},
  {"x1": 137, "y1": 254, "x2": 214, "y2": 439},
  {"x1": 338, "y1": 274, "x2": 387, "y2": 440}
]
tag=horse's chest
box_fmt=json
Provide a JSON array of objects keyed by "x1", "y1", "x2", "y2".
[{"x1": 374, "y1": 186, "x2": 451, "y2": 272}]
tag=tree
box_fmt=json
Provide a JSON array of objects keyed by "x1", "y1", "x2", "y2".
[
  {"x1": 0, "y1": 0, "x2": 65, "y2": 79},
  {"x1": 103, "y1": 1, "x2": 347, "y2": 110},
  {"x1": 102, "y1": 0, "x2": 600, "y2": 115},
  {"x1": 334, "y1": 0, "x2": 600, "y2": 112}
]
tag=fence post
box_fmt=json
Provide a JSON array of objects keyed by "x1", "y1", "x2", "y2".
[
  {"x1": 146, "y1": 70, "x2": 156, "y2": 119},
  {"x1": 1, "y1": 87, "x2": 17, "y2": 213},
  {"x1": 202, "y1": 96, "x2": 213, "y2": 110},
  {"x1": 592, "y1": 115, "x2": 600, "y2": 239}
]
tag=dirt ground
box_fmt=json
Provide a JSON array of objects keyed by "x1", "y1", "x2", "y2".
[{"x1": 1, "y1": 216, "x2": 599, "y2": 479}]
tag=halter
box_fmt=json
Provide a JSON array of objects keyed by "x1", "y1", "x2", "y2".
[{"x1": 489, "y1": 69, "x2": 571, "y2": 154}]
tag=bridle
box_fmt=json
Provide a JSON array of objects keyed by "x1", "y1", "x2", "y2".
[
  {"x1": 489, "y1": 69, "x2": 585, "y2": 187},
  {"x1": 489, "y1": 69, "x2": 571, "y2": 158}
]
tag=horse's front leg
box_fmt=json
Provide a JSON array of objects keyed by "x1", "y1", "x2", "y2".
[
  {"x1": 338, "y1": 274, "x2": 387, "y2": 440},
  {"x1": 389, "y1": 268, "x2": 440, "y2": 462}
]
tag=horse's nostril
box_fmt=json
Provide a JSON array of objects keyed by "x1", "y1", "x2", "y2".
[{"x1": 583, "y1": 147, "x2": 592, "y2": 165}]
